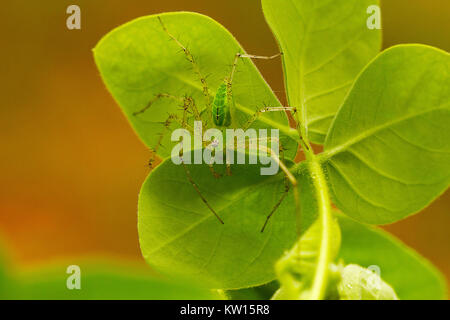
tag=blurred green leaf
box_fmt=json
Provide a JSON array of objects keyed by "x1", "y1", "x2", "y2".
[
  {"x1": 262, "y1": 0, "x2": 381, "y2": 143},
  {"x1": 338, "y1": 214, "x2": 447, "y2": 299},
  {"x1": 0, "y1": 242, "x2": 12, "y2": 299},
  {"x1": 93, "y1": 12, "x2": 296, "y2": 159},
  {"x1": 6, "y1": 261, "x2": 216, "y2": 300},
  {"x1": 324, "y1": 45, "x2": 450, "y2": 224}
]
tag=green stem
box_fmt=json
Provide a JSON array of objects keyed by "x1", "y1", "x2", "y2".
[
  {"x1": 286, "y1": 140, "x2": 334, "y2": 300},
  {"x1": 308, "y1": 158, "x2": 333, "y2": 300},
  {"x1": 288, "y1": 80, "x2": 333, "y2": 300}
]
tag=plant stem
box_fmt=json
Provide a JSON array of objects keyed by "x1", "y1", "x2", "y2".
[
  {"x1": 289, "y1": 77, "x2": 333, "y2": 300},
  {"x1": 308, "y1": 158, "x2": 333, "y2": 300},
  {"x1": 287, "y1": 113, "x2": 334, "y2": 300}
]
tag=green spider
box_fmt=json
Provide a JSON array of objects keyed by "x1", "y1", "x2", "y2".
[{"x1": 133, "y1": 16, "x2": 301, "y2": 232}]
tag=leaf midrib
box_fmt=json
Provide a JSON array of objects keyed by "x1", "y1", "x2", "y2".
[{"x1": 322, "y1": 103, "x2": 450, "y2": 160}]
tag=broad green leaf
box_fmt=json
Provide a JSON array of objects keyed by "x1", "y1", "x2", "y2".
[
  {"x1": 324, "y1": 45, "x2": 450, "y2": 224},
  {"x1": 337, "y1": 264, "x2": 398, "y2": 300},
  {"x1": 6, "y1": 261, "x2": 216, "y2": 300},
  {"x1": 338, "y1": 215, "x2": 447, "y2": 300},
  {"x1": 0, "y1": 237, "x2": 216, "y2": 299},
  {"x1": 138, "y1": 156, "x2": 308, "y2": 289},
  {"x1": 262, "y1": 0, "x2": 381, "y2": 143},
  {"x1": 94, "y1": 12, "x2": 296, "y2": 159}
]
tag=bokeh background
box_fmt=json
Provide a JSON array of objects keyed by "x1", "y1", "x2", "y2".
[{"x1": 1, "y1": 0, "x2": 449, "y2": 292}]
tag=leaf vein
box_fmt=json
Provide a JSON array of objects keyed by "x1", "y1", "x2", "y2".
[
  {"x1": 324, "y1": 103, "x2": 450, "y2": 158},
  {"x1": 328, "y1": 159, "x2": 398, "y2": 212}
]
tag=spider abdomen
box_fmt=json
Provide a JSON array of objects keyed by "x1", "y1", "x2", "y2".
[{"x1": 212, "y1": 82, "x2": 231, "y2": 127}]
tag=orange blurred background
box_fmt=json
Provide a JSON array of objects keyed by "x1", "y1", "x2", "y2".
[{"x1": 0, "y1": 0, "x2": 449, "y2": 289}]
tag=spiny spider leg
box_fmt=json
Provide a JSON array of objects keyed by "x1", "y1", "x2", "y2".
[
  {"x1": 146, "y1": 113, "x2": 192, "y2": 169},
  {"x1": 243, "y1": 104, "x2": 310, "y2": 152},
  {"x1": 133, "y1": 93, "x2": 184, "y2": 116},
  {"x1": 229, "y1": 52, "x2": 283, "y2": 83},
  {"x1": 233, "y1": 137, "x2": 300, "y2": 233},
  {"x1": 261, "y1": 177, "x2": 290, "y2": 233},
  {"x1": 263, "y1": 143, "x2": 300, "y2": 234},
  {"x1": 136, "y1": 101, "x2": 193, "y2": 169},
  {"x1": 242, "y1": 106, "x2": 298, "y2": 131},
  {"x1": 260, "y1": 136, "x2": 291, "y2": 232},
  {"x1": 133, "y1": 92, "x2": 203, "y2": 168},
  {"x1": 177, "y1": 142, "x2": 224, "y2": 224},
  {"x1": 158, "y1": 16, "x2": 212, "y2": 123},
  {"x1": 152, "y1": 112, "x2": 222, "y2": 179}
]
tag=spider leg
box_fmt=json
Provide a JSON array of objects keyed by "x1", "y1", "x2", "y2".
[
  {"x1": 236, "y1": 137, "x2": 300, "y2": 233},
  {"x1": 177, "y1": 140, "x2": 224, "y2": 224},
  {"x1": 158, "y1": 16, "x2": 213, "y2": 123}
]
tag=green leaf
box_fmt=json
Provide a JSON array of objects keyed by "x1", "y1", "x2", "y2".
[
  {"x1": 93, "y1": 12, "x2": 296, "y2": 159},
  {"x1": 324, "y1": 45, "x2": 450, "y2": 224},
  {"x1": 7, "y1": 261, "x2": 217, "y2": 300},
  {"x1": 138, "y1": 156, "x2": 304, "y2": 289},
  {"x1": 262, "y1": 0, "x2": 381, "y2": 143},
  {"x1": 337, "y1": 214, "x2": 447, "y2": 300},
  {"x1": 0, "y1": 237, "x2": 216, "y2": 299}
]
